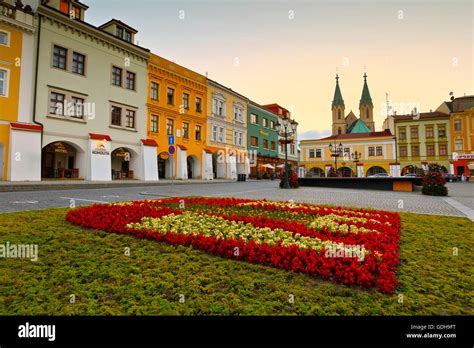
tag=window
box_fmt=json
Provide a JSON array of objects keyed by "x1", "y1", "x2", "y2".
[
  {"x1": 182, "y1": 122, "x2": 189, "y2": 138},
  {"x1": 218, "y1": 127, "x2": 225, "y2": 142},
  {"x1": 411, "y1": 145, "x2": 419, "y2": 157},
  {"x1": 0, "y1": 31, "x2": 9, "y2": 46},
  {"x1": 116, "y1": 27, "x2": 123, "y2": 39},
  {"x1": 49, "y1": 92, "x2": 65, "y2": 115},
  {"x1": 454, "y1": 120, "x2": 462, "y2": 132},
  {"x1": 0, "y1": 69, "x2": 7, "y2": 96},
  {"x1": 71, "y1": 97, "x2": 84, "y2": 118},
  {"x1": 166, "y1": 118, "x2": 174, "y2": 136},
  {"x1": 427, "y1": 145, "x2": 435, "y2": 156},
  {"x1": 290, "y1": 143, "x2": 295, "y2": 155},
  {"x1": 438, "y1": 126, "x2": 446, "y2": 137},
  {"x1": 368, "y1": 146, "x2": 375, "y2": 156},
  {"x1": 195, "y1": 125, "x2": 202, "y2": 140},
  {"x1": 125, "y1": 71, "x2": 135, "y2": 90},
  {"x1": 53, "y1": 45, "x2": 67, "y2": 70},
  {"x1": 309, "y1": 149, "x2": 315, "y2": 158},
  {"x1": 212, "y1": 125, "x2": 218, "y2": 141},
  {"x1": 72, "y1": 52, "x2": 85, "y2": 75},
  {"x1": 338, "y1": 110, "x2": 341, "y2": 119},
  {"x1": 150, "y1": 82, "x2": 159, "y2": 100},
  {"x1": 455, "y1": 139, "x2": 463, "y2": 151},
  {"x1": 425, "y1": 126, "x2": 433, "y2": 138},
  {"x1": 112, "y1": 66, "x2": 122, "y2": 86},
  {"x1": 234, "y1": 131, "x2": 243, "y2": 146},
  {"x1": 182, "y1": 93, "x2": 190, "y2": 110},
  {"x1": 376, "y1": 146, "x2": 383, "y2": 156},
  {"x1": 263, "y1": 118, "x2": 268, "y2": 128},
  {"x1": 410, "y1": 127, "x2": 418, "y2": 139},
  {"x1": 167, "y1": 88, "x2": 175, "y2": 105},
  {"x1": 399, "y1": 146, "x2": 407, "y2": 157},
  {"x1": 338, "y1": 127, "x2": 342, "y2": 135},
  {"x1": 150, "y1": 114, "x2": 159, "y2": 133},
  {"x1": 439, "y1": 144, "x2": 447, "y2": 156},
  {"x1": 251, "y1": 136, "x2": 258, "y2": 147},
  {"x1": 271, "y1": 141, "x2": 276, "y2": 150},
  {"x1": 250, "y1": 114, "x2": 258, "y2": 124},
  {"x1": 213, "y1": 98, "x2": 225, "y2": 116},
  {"x1": 344, "y1": 148, "x2": 350, "y2": 156},
  {"x1": 124, "y1": 30, "x2": 132, "y2": 43},
  {"x1": 270, "y1": 120, "x2": 275, "y2": 129},
  {"x1": 111, "y1": 106, "x2": 122, "y2": 126},
  {"x1": 72, "y1": 6, "x2": 81, "y2": 19},
  {"x1": 196, "y1": 97, "x2": 202, "y2": 113},
  {"x1": 316, "y1": 149, "x2": 322, "y2": 158},
  {"x1": 263, "y1": 139, "x2": 268, "y2": 149},
  {"x1": 125, "y1": 110, "x2": 135, "y2": 128},
  {"x1": 234, "y1": 106, "x2": 243, "y2": 122},
  {"x1": 399, "y1": 128, "x2": 406, "y2": 139}
]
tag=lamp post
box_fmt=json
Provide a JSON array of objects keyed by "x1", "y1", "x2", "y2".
[
  {"x1": 351, "y1": 150, "x2": 361, "y2": 177},
  {"x1": 275, "y1": 116, "x2": 297, "y2": 189},
  {"x1": 328, "y1": 141, "x2": 343, "y2": 173}
]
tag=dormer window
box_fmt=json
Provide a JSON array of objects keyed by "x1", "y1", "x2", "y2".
[
  {"x1": 124, "y1": 30, "x2": 132, "y2": 43},
  {"x1": 116, "y1": 27, "x2": 123, "y2": 39},
  {"x1": 72, "y1": 6, "x2": 81, "y2": 20}
]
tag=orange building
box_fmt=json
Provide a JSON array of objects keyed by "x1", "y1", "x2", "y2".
[{"x1": 147, "y1": 54, "x2": 207, "y2": 179}]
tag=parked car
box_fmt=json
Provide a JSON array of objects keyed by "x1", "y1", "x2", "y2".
[
  {"x1": 444, "y1": 173, "x2": 458, "y2": 182},
  {"x1": 368, "y1": 173, "x2": 391, "y2": 178}
]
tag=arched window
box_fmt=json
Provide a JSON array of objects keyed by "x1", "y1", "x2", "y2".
[
  {"x1": 338, "y1": 127, "x2": 342, "y2": 135},
  {"x1": 366, "y1": 109, "x2": 370, "y2": 118},
  {"x1": 338, "y1": 110, "x2": 341, "y2": 119}
]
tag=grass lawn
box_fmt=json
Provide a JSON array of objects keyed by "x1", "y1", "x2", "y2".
[{"x1": 0, "y1": 206, "x2": 472, "y2": 315}]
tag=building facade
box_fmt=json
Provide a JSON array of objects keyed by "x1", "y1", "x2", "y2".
[
  {"x1": 206, "y1": 79, "x2": 248, "y2": 180},
  {"x1": 35, "y1": 0, "x2": 153, "y2": 181},
  {"x1": 147, "y1": 53, "x2": 207, "y2": 180},
  {"x1": 389, "y1": 112, "x2": 452, "y2": 175},
  {"x1": 300, "y1": 131, "x2": 397, "y2": 177},
  {"x1": 262, "y1": 103, "x2": 299, "y2": 171},
  {"x1": 448, "y1": 96, "x2": 474, "y2": 177},
  {"x1": 0, "y1": 0, "x2": 41, "y2": 181},
  {"x1": 247, "y1": 101, "x2": 279, "y2": 178}
]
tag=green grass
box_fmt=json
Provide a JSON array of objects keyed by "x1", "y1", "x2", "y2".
[{"x1": 0, "y1": 207, "x2": 472, "y2": 315}]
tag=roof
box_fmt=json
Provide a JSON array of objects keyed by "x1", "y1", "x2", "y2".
[
  {"x1": 99, "y1": 19, "x2": 138, "y2": 34},
  {"x1": 248, "y1": 101, "x2": 281, "y2": 118},
  {"x1": 451, "y1": 95, "x2": 474, "y2": 113},
  {"x1": 319, "y1": 130, "x2": 393, "y2": 141},
  {"x1": 347, "y1": 119, "x2": 371, "y2": 133},
  {"x1": 359, "y1": 73, "x2": 373, "y2": 106},
  {"x1": 207, "y1": 79, "x2": 249, "y2": 102},
  {"x1": 332, "y1": 75, "x2": 344, "y2": 108},
  {"x1": 393, "y1": 111, "x2": 449, "y2": 121}
]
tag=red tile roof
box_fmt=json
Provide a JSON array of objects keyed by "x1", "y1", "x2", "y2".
[
  {"x1": 89, "y1": 133, "x2": 112, "y2": 141},
  {"x1": 141, "y1": 139, "x2": 158, "y2": 146},
  {"x1": 10, "y1": 122, "x2": 42, "y2": 132}
]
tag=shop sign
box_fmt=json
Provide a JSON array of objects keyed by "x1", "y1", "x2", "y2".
[
  {"x1": 53, "y1": 142, "x2": 68, "y2": 154},
  {"x1": 452, "y1": 152, "x2": 474, "y2": 160},
  {"x1": 92, "y1": 143, "x2": 110, "y2": 156}
]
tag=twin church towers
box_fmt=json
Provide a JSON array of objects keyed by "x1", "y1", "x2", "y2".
[{"x1": 331, "y1": 73, "x2": 375, "y2": 136}]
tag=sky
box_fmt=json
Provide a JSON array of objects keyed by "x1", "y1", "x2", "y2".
[{"x1": 83, "y1": 0, "x2": 473, "y2": 140}]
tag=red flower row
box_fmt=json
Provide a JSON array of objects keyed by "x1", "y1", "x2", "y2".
[{"x1": 65, "y1": 198, "x2": 400, "y2": 293}]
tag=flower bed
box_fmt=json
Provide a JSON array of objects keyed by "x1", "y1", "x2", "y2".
[{"x1": 65, "y1": 197, "x2": 401, "y2": 293}]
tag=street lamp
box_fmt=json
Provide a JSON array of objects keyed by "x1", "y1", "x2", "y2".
[
  {"x1": 276, "y1": 116, "x2": 297, "y2": 189},
  {"x1": 328, "y1": 141, "x2": 343, "y2": 172},
  {"x1": 351, "y1": 150, "x2": 361, "y2": 163}
]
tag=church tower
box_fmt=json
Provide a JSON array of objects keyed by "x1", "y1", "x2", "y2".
[
  {"x1": 359, "y1": 73, "x2": 375, "y2": 131},
  {"x1": 332, "y1": 74, "x2": 346, "y2": 135}
]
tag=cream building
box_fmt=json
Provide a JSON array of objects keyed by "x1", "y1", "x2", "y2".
[{"x1": 35, "y1": 0, "x2": 154, "y2": 181}]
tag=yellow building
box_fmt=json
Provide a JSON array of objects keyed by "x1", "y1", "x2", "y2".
[
  {"x1": 448, "y1": 96, "x2": 474, "y2": 178},
  {"x1": 206, "y1": 79, "x2": 249, "y2": 179},
  {"x1": 300, "y1": 131, "x2": 397, "y2": 177},
  {"x1": 0, "y1": 1, "x2": 41, "y2": 181},
  {"x1": 147, "y1": 53, "x2": 207, "y2": 179}
]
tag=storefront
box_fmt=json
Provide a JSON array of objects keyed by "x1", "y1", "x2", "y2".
[
  {"x1": 41, "y1": 142, "x2": 80, "y2": 179},
  {"x1": 452, "y1": 153, "x2": 474, "y2": 178}
]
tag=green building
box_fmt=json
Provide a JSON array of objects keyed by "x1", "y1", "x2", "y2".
[{"x1": 247, "y1": 102, "x2": 280, "y2": 178}]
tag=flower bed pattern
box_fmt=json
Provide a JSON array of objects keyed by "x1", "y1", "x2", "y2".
[{"x1": 65, "y1": 197, "x2": 401, "y2": 293}]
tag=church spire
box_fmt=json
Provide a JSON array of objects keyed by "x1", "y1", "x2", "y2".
[
  {"x1": 359, "y1": 73, "x2": 373, "y2": 107},
  {"x1": 332, "y1": 74, "x2": 345, "y2": 108}
]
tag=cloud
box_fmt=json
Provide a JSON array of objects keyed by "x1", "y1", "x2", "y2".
[{"x1": 298, "y1": 129, "x2": 331, "y2": 140}]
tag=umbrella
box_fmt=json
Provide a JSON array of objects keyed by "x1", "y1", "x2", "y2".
[{"x1": 262, "y1": 164, "x2": 275, "y2": 169}]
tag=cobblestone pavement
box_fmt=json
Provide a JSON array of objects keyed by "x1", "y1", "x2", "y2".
[{"x1": 0, "y1": 180, "x2": 472, "y2": 219}]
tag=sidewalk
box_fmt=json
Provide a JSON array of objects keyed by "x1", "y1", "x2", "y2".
[{"x1": 0, "y1": 179, "x2": 246, "y2": 192}]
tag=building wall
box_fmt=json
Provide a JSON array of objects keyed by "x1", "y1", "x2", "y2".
[
  {"x1": 300, "y1": 136, "x2": 396, "y2": 176},
  {"x1": 395, "y1": 117, "x2": 451, "y2": 172},
  {"x1": 35, "y1": 6, "x2": 149, "y2": 180},
  {"x1": 450, "y1": 107, "x2": 474, "y2": 176},
  {"x1": 147, "y1": 53, "x2": 207, "y2": 179}
]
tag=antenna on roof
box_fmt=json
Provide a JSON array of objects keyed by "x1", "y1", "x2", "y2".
[
  {"x1": 205, "y1": 71, "x2": 208, "y2": 78},
  {"x1": 385, "y1": 92, "x2": 391, "y2": 117}
]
